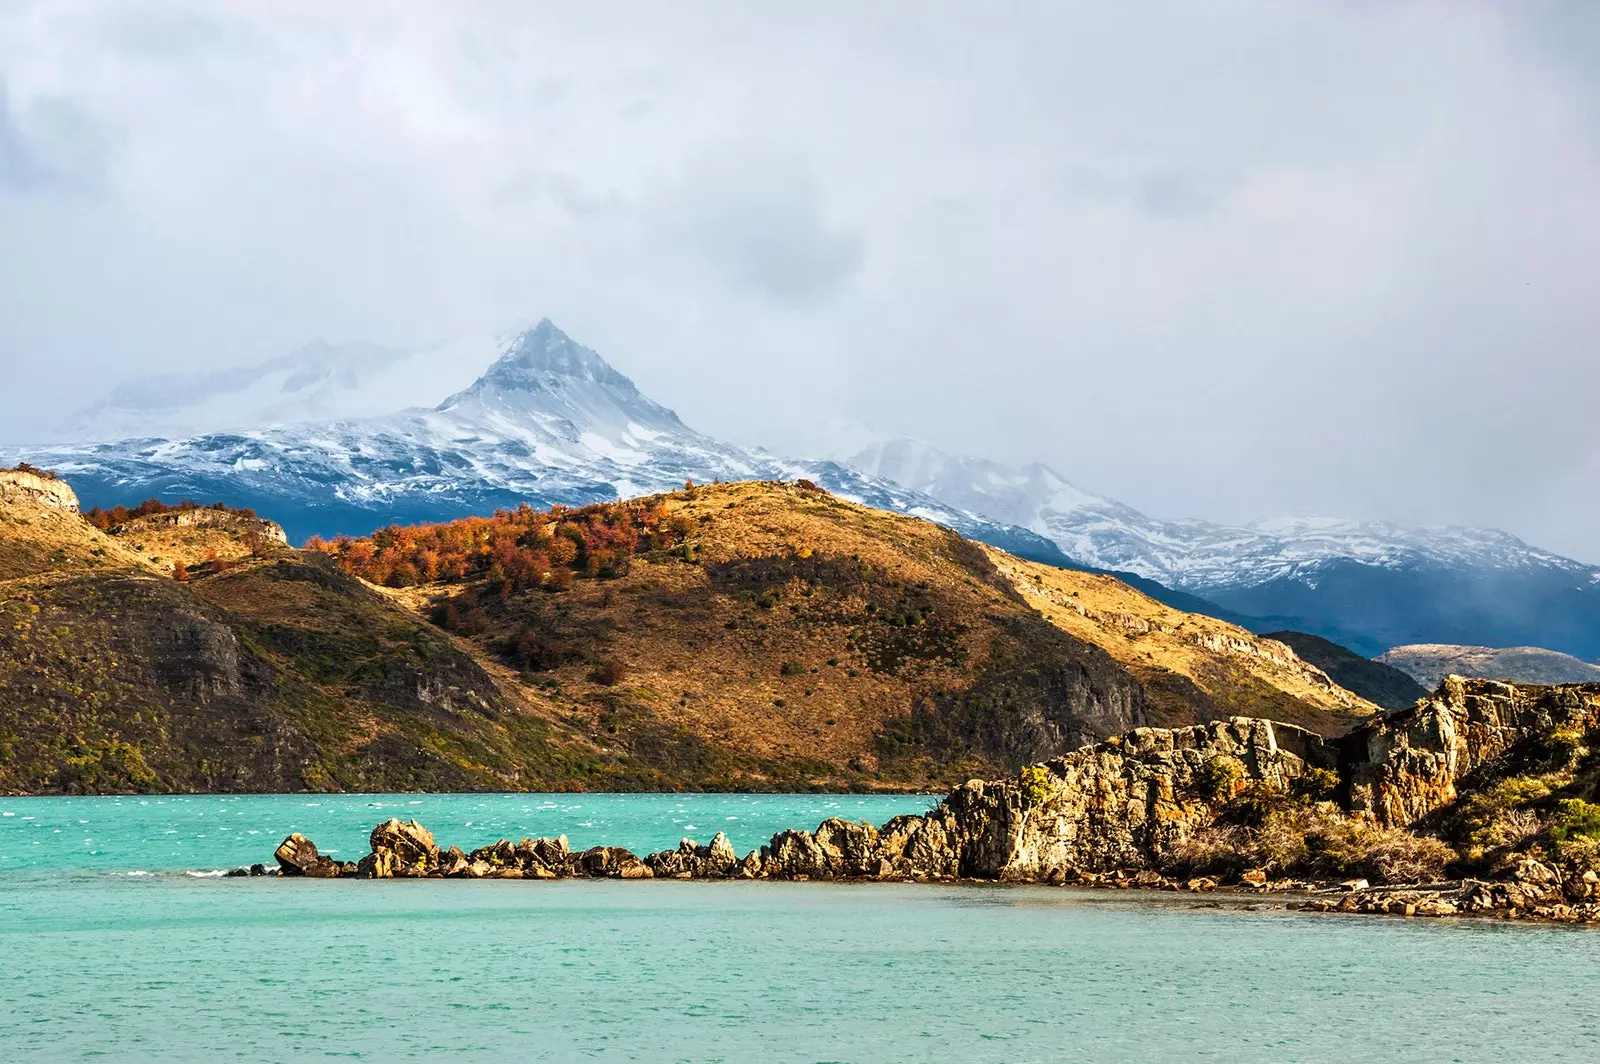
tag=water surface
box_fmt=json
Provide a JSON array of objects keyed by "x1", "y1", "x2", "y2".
[{"x1": 3, "y1": 794, "x2": 1596, "y2": 1063}]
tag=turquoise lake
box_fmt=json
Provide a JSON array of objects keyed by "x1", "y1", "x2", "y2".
[{"x1": 3, "y1": 793, "x2": 1598, "y2": 1062}]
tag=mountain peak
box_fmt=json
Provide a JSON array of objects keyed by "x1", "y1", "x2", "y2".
[{"x1": 478, "y1": 319, "x2": 634, "y2": 391}]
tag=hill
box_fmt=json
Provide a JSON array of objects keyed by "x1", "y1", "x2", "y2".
[
  {"x1": 87, "y1": 499, "x2": 290, "y2": 574},
  {"x1": 987, "y1": 554, "x2": 1375, "y2": 732},
  {"x1": 0, "y1": 468, "x2": 161, "y2": 580},
  {"x1": 1379, "y1": 644, "x2": 1600, "y2": 688},
  {"x1": 1263, "y1": 631, "x2": 1429, "y2": 710},
  {"x1": 0, "y1": 476, "x2": 1378, "y2": 794}
]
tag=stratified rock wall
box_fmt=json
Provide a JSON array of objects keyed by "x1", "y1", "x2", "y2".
[{"x1": 1341, "y1": 677, "x2": 1600, "y2": 826}]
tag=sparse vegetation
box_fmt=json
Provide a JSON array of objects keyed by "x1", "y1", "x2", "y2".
[{"x1": 83, "y1": 497, "x2": 258, "y2": 531}]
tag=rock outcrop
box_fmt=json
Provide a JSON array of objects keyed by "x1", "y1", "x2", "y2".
[
  {"x1": 274, "y1": 833, "x2": 343, "y2": 877},
  {"x1": 268, "y1": 680, "x2": 1600, "y2": 922},
  {"x1": 1341, "y1": 677, "x2": 1600, "y2": 826},
  {"x1": 0, "y1": 469, "x2": 79, "y2": 511}
]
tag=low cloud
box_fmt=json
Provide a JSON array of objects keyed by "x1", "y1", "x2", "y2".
[{"x1": 657, "y1": 142, "x2": 865, "y2": 303}]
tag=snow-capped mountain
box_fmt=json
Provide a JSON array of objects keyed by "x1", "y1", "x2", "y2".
[
  {"x1": 848, "y1": 436, "x2": 1600, "y2": 659},
  {"x1": 11, "y1": 322, "x2": 1069, "y2": 564},
  {"x1": 848, "y1": 437, "x2": 1594, "y2": 591}
]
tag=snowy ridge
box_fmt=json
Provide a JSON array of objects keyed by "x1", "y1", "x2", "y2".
[
  {"x1": 55, "y1": 333, "x2": 508, "y2": 445},
  {"x1": 847, "y1": 438, "x2": 1597, "y2": 591}
]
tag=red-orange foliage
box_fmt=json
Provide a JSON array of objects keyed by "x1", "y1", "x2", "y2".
[
  {"x1": 83, "y1": 497, "x2": 259, "y2": 531},
  {"x1": 307, "y1": 499, "x2": 693, "y2": 593}
]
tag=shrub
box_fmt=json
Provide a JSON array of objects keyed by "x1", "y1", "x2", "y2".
[
  {"x1": 1193, "y1": 755, "x2": 1245, "y2": 804},
  {"x1": 589, "y1": 658, "x2": 627, "y2": 686},
  {"x1": 1291, "y1": 766, "x2": 1340, "y2": 802},
  {"x1": 1549, "y1": 799, "x2": 1600, "y2": 845},
  {"x1": 1303, "y1": 817, "x2": 1454, "y2": 883},
  {"x1": 779, "y1": 661, "x2": 806, "y2": 676},
  {"x1": 1253, "y1": 807, "x2": 1314, "y2": 872},
  {"x1": 1161, "y1": 824, "x2": 1251, "y2": 879},
  {"x1": 1018, "y1": 765, "x2": 1054, "y2": 807},
  {"x1": 1226, "y1": 780, "x2": 1298, "y2": 826}
]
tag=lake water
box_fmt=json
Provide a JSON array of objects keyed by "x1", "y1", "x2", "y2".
[{"x1": 3, "y1": 794, "x2": 1597, "y2": 1063}]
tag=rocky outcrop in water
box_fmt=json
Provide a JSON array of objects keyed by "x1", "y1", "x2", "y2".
[{"x1": 268, "y1": 680, "x2": 1600, "y2": 921}]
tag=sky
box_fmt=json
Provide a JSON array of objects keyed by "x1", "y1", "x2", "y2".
[{"x1": 2, "y1": 1, "x2": 1599, "y2": 559}]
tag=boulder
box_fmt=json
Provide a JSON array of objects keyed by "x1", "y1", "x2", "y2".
[
  {"x1": 646, "y1": 832, "x2": 741, "y2": 879},
  {"x1": 368, "y1": 818, "x2": 439, "y2": 877},
  {"x1": 274, "y1": 833, "x2": 339, "y2": 877},
  {"x1": 574, "y1": 846, "x2": 653, "y2": 879}
]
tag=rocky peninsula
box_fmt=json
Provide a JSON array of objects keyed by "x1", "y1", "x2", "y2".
[{"x1": 270, "y1": 677, "x2": 1600, "y2": 922}]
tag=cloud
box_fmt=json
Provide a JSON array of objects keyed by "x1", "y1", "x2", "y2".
[
  {"x1": 1061, "y1": 164, "x2": 1236, "y2": 220},
  {"x1": 0, "y1": 80, "x2": 106, "y2": 194},
  {"x1": 657, "y1": 142, "x2": 865, "y2": 302},
  {"x1": 1, "y1": 2, "x2": 1599, "y2": 560}
]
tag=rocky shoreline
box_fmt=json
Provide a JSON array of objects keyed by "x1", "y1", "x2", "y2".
[
  {"x1": 263, "y1": 815, "x2": 1600, "y2": 924},
  {"x1": 259, "y1": 678, "x2": 1600, "y2": 924}
]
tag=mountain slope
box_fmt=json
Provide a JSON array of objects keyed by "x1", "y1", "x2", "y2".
[
  {"x1": 0, "y1": 475, "x2": 1385, "y2": 793},
  {"x1": 986, "y1": 552, "x2": 1376, "y2": 733},
  {"x1": 1263, "y1": 630, "x2": 1429, "y2": 710},
  {"x1": 1378, "y1": 644, "x2": 1600, "y2": 689},
  {"x1": 848, "y1": 437, "x2": 1600, "y2": 659}
]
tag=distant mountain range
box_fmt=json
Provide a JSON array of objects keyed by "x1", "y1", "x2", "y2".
[
  {"x1": 847, "y1": 438, "x2": 1600, "y2": 659},
  {"x1": 11, "y1": 320, "x2": 1600, "y2": 659}
]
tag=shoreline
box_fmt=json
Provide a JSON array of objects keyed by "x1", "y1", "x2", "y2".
[{"x1": 264, "y1": 816, "x2": 1600, "y2": 926}]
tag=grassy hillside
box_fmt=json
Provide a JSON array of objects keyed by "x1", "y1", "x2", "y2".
[
  {"x1": 1265, "y1": 630, "x2": 1429, "y2": 710},
  {"x1": 1, "y1": 477, "x2": 1380, "y2": 794},
  {"x1": 991, "y1": 554, "x2": 1378, "y2": 734},
  {"x1": 0, "y1": 470, "x2": 160, "y2": 580}
]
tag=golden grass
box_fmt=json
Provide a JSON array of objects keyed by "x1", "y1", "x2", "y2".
[{"x1": 986, "y1": 548, "x2": 1378, "y2": 732}]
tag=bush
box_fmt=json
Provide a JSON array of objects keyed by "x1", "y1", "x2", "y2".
[
  {"x1": 1161, "y1": 824, "x2": 1251, "y2": 879},
  {"x1": 1303, "y1": 817, "x2": 1453, "y2": 884},
  {"x1": 1018, "y1": 765, "x2": 1054, "y2": 807},
  {"x1": 1226, "y1": 780, "x2": 1298, "y2": 827},
  {"x1": 1549, "y1": 798, "x2": 1600, "y2": 844},
  {"x1": 1292, "y1": 766, "x2": 1340, "y2": 802},
  {"x1": 779, "y1": 661, "x2": 806, "y2": 676},
  {"x1": 589, "y1": 658, "x2": 627, "y2": 686},
  {"x1": 1193, "y1": 755, "x2": 1245, "y2": 804}
]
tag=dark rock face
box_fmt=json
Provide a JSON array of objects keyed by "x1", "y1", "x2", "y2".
[{"x1": 1264, "y1": 631, "x2": 1429, "y2": 711}]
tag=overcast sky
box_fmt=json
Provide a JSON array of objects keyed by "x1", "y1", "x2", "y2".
[{"x1": 3, "y1": 2, "x2": 1599, "y2": 558}]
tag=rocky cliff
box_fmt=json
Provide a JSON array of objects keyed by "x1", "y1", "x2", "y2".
[
  {"x1": 1342, "y1": 677, "x2": 1600, "y2": 827},
  {"x1": 0, "y1": 468, "x2": 80, "y2": 510},
  {"x1": 275, "y1": 680, "x2": 1599, "y2": 904}
]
